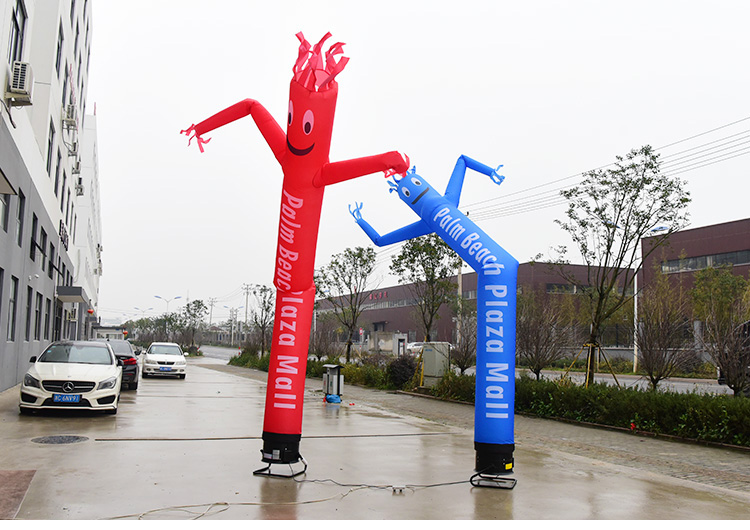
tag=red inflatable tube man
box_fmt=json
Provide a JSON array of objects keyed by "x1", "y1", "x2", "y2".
[{"x1": 182, "y1": 32, "x2": 409, "y2": 474}]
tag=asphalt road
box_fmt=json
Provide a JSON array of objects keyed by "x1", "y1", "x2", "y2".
[{"x1": 199, "y1": 344, "x2": 732, "y2": 395}]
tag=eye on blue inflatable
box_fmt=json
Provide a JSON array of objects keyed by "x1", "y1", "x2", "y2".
[{"x1": 350, "y1": 155, "x2": 518, "y2": 487}]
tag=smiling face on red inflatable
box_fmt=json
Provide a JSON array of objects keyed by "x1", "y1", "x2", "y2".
[{"x1": 286, "y1": 79, "x2": 338, "y2": 171}]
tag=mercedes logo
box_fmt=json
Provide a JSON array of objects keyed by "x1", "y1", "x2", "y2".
[{"x1": 62, "y1": 382, "x2": 76, "y2": 393}]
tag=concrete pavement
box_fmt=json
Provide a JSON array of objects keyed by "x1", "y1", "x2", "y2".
[{"x1": 1, "y1": 356, "x2": 749, "y2": 520}]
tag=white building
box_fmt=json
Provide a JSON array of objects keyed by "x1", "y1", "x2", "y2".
[{"x1": 0, "y1": 0, "x2": 102, "y2": 392}]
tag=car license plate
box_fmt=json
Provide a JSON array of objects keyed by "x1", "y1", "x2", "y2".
[
  {"x1": 53, "y1": 394, "x2": 81, "y2": 403},
  {"x1": 159, "y1": 366, "x2": 172, "y2": 372}
]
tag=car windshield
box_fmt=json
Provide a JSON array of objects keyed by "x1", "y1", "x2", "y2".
[
  {"x1": 149, "y1": 344, "x2": 182, "y2": 355},
  {"x1": 106, "y1": 342, "x2": 133, "y2": 354},
  {"x1": 39, "y1": 344, "x2": 113, "y2": 365}
]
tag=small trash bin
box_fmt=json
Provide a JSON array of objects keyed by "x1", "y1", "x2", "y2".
[{"x1": 322, "y1": 364, "x2": 344, "y2": 400}]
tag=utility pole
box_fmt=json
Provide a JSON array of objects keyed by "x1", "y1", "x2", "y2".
[
  {"x1": 242, "y1": 283, "x2": 252, "y2": 335},
  {"x1": 208, "y1": 298, "x2": 217, "y2": 326}
]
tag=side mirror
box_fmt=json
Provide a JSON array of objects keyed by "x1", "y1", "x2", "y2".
[
  {"x1": 29, "y1": 356, "x2": 37, "y2": 363},
  {"x1": 117, "y1": 359, "x2": 123, "y2": 367}
]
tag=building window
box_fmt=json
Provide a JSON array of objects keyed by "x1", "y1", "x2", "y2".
[
  {"x1": 54, "y1": 150, "x2": 62, "y2": 196},
  {"x1": 15, "y1": 190, "x2": 25, "y2": 247},
  {"x1": 40, "y1": 228, "x2": 47, "y2": 271},
  {"x1": 55, "y1": 23, "x2": 64, "y2": 77},
  {"x1": 8, "y1": 0, "x2": 27, "y2": 64},
  {"x1": 0, "y1": 269, "x2": 3, "y2": 328},
  {"x1": 62, "y1": 64, "x2": 69, "y2": 107},
  {"x1": 25, "y1": 286, "x2": 32, "y2": 341},
  {"x1": 7, "y1": 276, "x2": 18, "y2": 341},
  {"x1": 34, "y1": 292, "x2": 42, "y2": 340},
  {"x1": 70, "y1": 0, "x2": 76, "y2": 24},
  {"x1": 48, "y1": 243, "x2": 56, "y2": 280},
  {"x1": 74, "y1": 22, "x2": 79, "y2": 55},
  {"x1": 547, "y1": 283, "x2": 577, "y2": 294},
  {"x1": 662, "y1": 250, "x2": 750, "y2": 274},
  {"x1": 0, "y1": 194, "x2": 8, "y2": 232},
  {"x1": 44, "y1": 298, "x2": 51, "y2": 340},
  {"x1": 60, "y1": 173, "x2": 66, "y2": 211},
  {"x1": 29, "y1": 213, "x2": 38, "y2": 260},
  {"x1": 46, "y1": 121, "x2": 56, "y2": 176},
  {"x1": 65, "y1": 190, "x2": 71, "y2": 225}
]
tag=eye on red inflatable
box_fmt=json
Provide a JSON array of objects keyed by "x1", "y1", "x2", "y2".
[{"x1": 182, "y1": 32, "x2": 409, "y2": 476}]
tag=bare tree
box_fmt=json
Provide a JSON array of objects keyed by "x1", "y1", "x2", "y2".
[
  {"x1": 316, "y1": 247, "x2": 378, "y2": 363},
  {"x1": 310, "y1": 311, "x2": 341, "y2": 362},
  {"x1": 250, "y1": 284, "x2": 275, "y2": 355},
  {"x1": 692, "y1": 266, "x2": 750, "y2": 397},
  {"x1": 554, "y1": 145, "x2": 691, "y2": 383},
  {"x1": 517, "y1": 287, "x2": 574, "y2": 380},
  {"x1": 450, "y1": 300, "x2": 477, "y2": 375},
  {"x1": 636, "y1": 266, "x2": 695, "y2": 390}
]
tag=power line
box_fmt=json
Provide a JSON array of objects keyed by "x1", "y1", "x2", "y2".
[{"x1": 462, "y1": 116, "x2": 750, "y2": 222}]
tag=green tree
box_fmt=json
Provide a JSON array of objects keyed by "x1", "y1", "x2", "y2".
[
  {"x1": 554, "y1": 145, "x2": 691, "y2": 383},
  {"x1": 178, "y1": 299, "x2": 208, "y2": 348},
  {"x1": 692, "y1": 266, "x2": 750, "y2": 397},
  {"x1": 391, "y1": 233, "x2": 462, "y2": 341},
  {"x1": 316, "y1": 246, "x2": 378, "y2": 363}
]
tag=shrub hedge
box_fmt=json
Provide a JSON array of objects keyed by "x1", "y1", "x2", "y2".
[{"x1": 482, "y1": 374, "x2": 750, "y2": 447}]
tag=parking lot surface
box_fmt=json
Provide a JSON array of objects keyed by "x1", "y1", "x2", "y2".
[{"x1": 1, "y1": 356, "x2": 749, "y2": 520}]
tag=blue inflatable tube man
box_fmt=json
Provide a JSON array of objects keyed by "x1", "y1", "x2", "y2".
[{"x1": 350, "y1": 155, "x2": 518, "y2": 482}]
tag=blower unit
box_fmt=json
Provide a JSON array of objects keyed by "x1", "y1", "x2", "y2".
[{"x1": 5, "y1": 61, "x2": 33, "y2": 105}]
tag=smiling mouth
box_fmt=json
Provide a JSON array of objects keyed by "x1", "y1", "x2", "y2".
[
  {"x1": 287, "y1": 138, "x2": 314, "y2": 156},
  {"x1": 411, "y1": 187, "x2": 430, "y2": 205}
]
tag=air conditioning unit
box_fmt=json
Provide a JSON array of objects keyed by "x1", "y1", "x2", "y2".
[
  {"x1": 68, "y1": 141, "x2": 78, "y2": 156},
  {"x1": 5, "y1": 61, "x2": 33, "y2": 105},
  {"x1": 75, "y1": 177, "x2": 84, "y2": 196},
  {"x1": 62, "y1": 104, "x2": 77, "y2": 129},
  {"x1": 71, "y1": 159, "x2": 81, "y2": 175},
  {"x1": 67, "y1": 308, "x2": 78, "y2": 321}
]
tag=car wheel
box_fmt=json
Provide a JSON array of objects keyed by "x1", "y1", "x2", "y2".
[
  {"x1": 179, "y1": 374, "x2": 186, "y2": 379},
  {"x1": 19, "y1": 407, "x2": 32, "y2": 415},
  {"x1": 129, "y1": 381, "x2": 138, "y2": 390}
]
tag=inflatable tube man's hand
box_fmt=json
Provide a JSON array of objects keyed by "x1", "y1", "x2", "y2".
[
  {"x1": 180, "y1": 124, "x2": 211, "y2": 153},
  {"x1": 383, "y1": 152, "x2": 411, "y2": 179},
  {"x1": 490, "y1": 165, "x2": 505, "y2": 185},
  {"x1": 349, "y1": 202, "x2": 364, "y2": 222}
]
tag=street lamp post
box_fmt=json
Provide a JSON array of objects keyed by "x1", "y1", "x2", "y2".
[
  {"x1": 155, "y1": 295, "x2": 182, "y2": 340},
  {"x1": 154, "y1": 295, "x2": 182, "y2": 313}
]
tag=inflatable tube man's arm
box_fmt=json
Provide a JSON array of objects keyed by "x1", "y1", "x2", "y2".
[
  {"x1": 314, "y1": 152, "x2": 410, "y2": 187},
  {"x1": 444, "y1": 155, "x2": 504, "y2": 207},
  {"x1": 181, "y1": 99, "x2": 286, "y2": 162},
  {"x1": 349, "y1": 202, "x2": 432, "y2": 247}
]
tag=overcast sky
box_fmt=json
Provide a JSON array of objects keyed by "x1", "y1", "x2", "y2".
[{"x1": 86, "y1": 0, "x2": 750, "y2": 325}]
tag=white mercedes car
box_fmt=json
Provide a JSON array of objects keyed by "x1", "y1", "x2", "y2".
[
  {"x1": 19, "y1": 341, "x2": 123, "y2": 414},
  {"x1": 141, "y1": 342, "x2": 187, "y2": 379}
]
